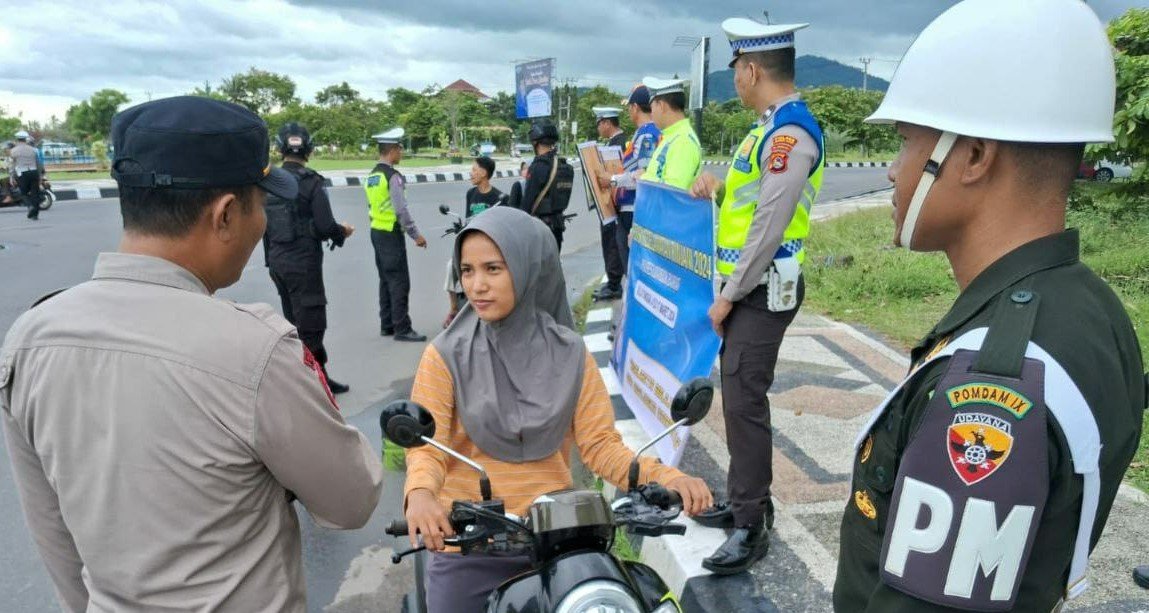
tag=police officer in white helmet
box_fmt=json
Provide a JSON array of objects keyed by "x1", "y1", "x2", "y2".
[{"x1": 834, "y1": 1, "x2": 1145, "y2": 611}]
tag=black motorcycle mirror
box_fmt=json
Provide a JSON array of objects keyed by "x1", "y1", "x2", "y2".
[
  {"x1": 379, "y1": 400, "x2": 493, "y2": 500},
  {"x1": 438, "y1": 204, "x2": 451, "y2": 216},
  {"x1": 626, "y1": 378, "x2": 714, "y2": 492}
]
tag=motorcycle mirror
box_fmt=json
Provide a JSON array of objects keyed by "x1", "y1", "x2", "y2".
[
  {"x1": 670, "y1": 378, "x2": 714, "y2": 426},
  {"x1": 379, "y1": 400, "x2": 435, "y2": 448},
  {"x1": 438, "y1": 204, "x2": 450, "y2": 215}
]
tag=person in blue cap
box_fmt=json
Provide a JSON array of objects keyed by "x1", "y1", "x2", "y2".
[
  {"x1": 0, "y1": 96, "x2": 384, "y2": 612},
  {"x1": 605, "y1": 85, "x2": 660, "y2": 271}
]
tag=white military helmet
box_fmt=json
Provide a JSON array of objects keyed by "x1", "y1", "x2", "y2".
[
  {"x1": 14, "y1": 130, "x2": 29, "y2": 140},
  {"x1": 869, "y1": 0, "x2": 1116, "y2": 248}
]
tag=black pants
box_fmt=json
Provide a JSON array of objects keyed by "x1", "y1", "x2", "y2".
[
  {"x1": 371, "y1": 227, "x2": 413, "y2": 333},
  {"x1": 18, "y1": 170, "x2": 41, "y2": 219},
  {"x1": 269, "y1": 266, "x2": 329, "y2": 366},
  {"x1": 600, "y1": 219, "x2": 623, "y2": 290},
  {"x1": 615, "y1": 210, "x2": 634, "y2": 275},
  {"x1": 539, "y1": 214, "x2": 564, "y2": 254},
  {"x1": 721, "y1": 277, "x2": 804, "y2": 527}
]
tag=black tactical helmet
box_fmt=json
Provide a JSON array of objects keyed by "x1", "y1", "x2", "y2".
[
  {"x1": 276, "y1": 122, "x2": 314, "y2": 157},
  {"x1": 528, "y1": 121, "x2": 559, "y2": 144}
]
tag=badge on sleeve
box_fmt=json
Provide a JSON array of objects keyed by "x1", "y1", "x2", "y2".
[
  {"x1": 878, "y1": 349, "x2": 1048, "y2": 611},
  {"x1": 302, "y1": 346, "x2": 339, "y2": 410},
  {"x1": 767, "y1": 134, "x2": 797, "y2": 174}
]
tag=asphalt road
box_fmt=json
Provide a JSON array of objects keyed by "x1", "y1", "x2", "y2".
[{"x1": 0, "y1": 165, "x2": 890, "y2": 612}]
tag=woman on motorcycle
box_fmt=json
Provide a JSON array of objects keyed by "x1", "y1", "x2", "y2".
[{"x1": 405, "y1": 206, "x2": 712, "y2": 612}]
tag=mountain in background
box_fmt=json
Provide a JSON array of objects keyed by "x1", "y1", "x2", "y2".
[{"x1": 706, "y1": 55, "x2": 890, "y2": 103}]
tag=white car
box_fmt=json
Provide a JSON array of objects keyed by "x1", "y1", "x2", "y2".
[{"x1": 1092, "y1": 160, "x2": 1133, "y2": 182}]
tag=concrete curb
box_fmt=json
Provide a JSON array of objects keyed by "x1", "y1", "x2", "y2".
[{"x1": 50, "y1": 169, "x2": 528, "y2": 203}]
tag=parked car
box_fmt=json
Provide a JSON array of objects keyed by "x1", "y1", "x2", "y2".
[{"x1": 1078, "y1": 160, "x2": 1134, "y2": 182}]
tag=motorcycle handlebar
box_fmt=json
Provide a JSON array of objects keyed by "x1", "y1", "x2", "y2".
[{"x1": 384, "y1": 519, "x2": 408, "y2": 537}]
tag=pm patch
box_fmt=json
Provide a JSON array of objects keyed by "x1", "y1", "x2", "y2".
[
  {"x1": 947, "y1": 383, "x2": 1033, "y2": 419},
  {"x1": 947, "y1": 413, "x2": 1012, "y2": 486}
]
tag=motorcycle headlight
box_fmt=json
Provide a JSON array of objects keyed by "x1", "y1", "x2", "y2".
[{"x1": 554, "y1": 580, "x2": 643, "y2": 613}]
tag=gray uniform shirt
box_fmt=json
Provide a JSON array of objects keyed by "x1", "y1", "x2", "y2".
[
  {"x1": 386, "y1": 165, "x2": 421, "y2": 240},
  {"x1": 0, "y1": 253, "x2": 384, "y2": 612},
  {"x1": 720, "y1": 93, "x2": 820, "y2": 302},
  {"x1": 9, "y1": 142, "x2": 39, "y2": 174}
]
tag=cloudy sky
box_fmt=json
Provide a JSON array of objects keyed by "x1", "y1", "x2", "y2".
[{"x1": 0, "y1": 0, "x2": 1139, "y2": 124}]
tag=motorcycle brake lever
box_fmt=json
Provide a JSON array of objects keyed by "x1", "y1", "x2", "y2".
[{"x1": 390, "y1": 544, "x2": 426, "y2": 564}]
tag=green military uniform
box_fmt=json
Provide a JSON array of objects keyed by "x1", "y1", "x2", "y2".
[
  {"x1": 641, "y1": 118, "x2": 701, "y2": 191},
  {"x1": 835, "y1": 230, "x2": 1145, "y2": 612}
]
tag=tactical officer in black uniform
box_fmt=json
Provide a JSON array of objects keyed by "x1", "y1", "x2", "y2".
[
  {"x1": 833, "y1": 2, "x2": 1146, "y2": 611},
  {"x1": 263, "y1": 122, "x2": 355, "y2": 394},
  {"x1": 520, "y1": 121, "x2": 574, "y2": 252}
]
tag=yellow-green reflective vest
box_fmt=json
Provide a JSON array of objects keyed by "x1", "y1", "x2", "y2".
[
  {"x1": 365, "y1": 164, "x2": 398, "y2": 231},
  {"x1": 717, "y1": 101, "x2": 825, "y2": 276}
]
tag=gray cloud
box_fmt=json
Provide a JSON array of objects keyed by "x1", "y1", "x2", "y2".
[{"x1": 1, "y1": 0, "x2": 1141, "y2": 122}]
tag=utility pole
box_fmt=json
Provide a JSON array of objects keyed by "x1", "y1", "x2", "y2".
[{"x1": 859, "y1": 57, "x2": 872, "y2": 92}]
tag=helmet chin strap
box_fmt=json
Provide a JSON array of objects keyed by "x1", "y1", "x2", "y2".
[{"x1": 900, "y1": 131, "x2": 958, "y2": 249}]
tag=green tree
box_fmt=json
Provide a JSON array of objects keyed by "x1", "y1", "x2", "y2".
[
  {"x1": 802, "y1": 85, "x2": 896, "y2": 156},
  {"x1": 219, "y1": 68, "x2": 297, "y2": 115},
  {"x1": 387, "y1": 87, "x2": 422, "y2": 112},
  {"x1": 402, "y1": 98, "x2": 447, "y2": 150},
  {"x1": 0, "y1": 107, "x2": 23, "y2": 140},
  {"x1": 65, "y1": 89, "x2": 130, "y2": 142},
  {"x1": 315, "y1": 82, "x2": 360, "y2": 107},
  {"x1": 574, "y1": 85, "x2": 633, "y2": 143},
  {"x1": 1094, "y1": 8, "x2": 1149, "y2": 186}
]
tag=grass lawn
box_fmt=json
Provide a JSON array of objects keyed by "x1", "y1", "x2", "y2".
[{"x1": 803, "y1": 185, "x2": 1149, "y2": 492}]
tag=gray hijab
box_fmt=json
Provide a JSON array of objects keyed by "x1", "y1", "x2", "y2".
[{"x1": 433, "y1": 206, "x2": 586, "y2": 463}]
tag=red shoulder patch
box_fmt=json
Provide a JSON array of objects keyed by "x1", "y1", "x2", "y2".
[
  {"x1": 303, "y1": 346, "x2": 339, "y2": 411},
  {"x1": 767, "y1": 151, "x2": 789, "y2": 174}
]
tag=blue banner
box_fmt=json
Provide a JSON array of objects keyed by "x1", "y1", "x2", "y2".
[
  {"x1": 613, "y1": 181, "x2": 720, "y2": 466},
  {"x1": 515, "y1": 59, "x2": 555, "y2": 120}
]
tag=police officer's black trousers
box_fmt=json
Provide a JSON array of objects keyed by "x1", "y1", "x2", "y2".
[
  {"x1": 269, "y1": 267, "x2": 329, "y2": 366},
  {"x1": 539, "y1": 214, "x2": 565, "y2": 254},
  {"x1": 720, "y1": 278, "x2": 804, "y2": 527},
  {"x1": 600, "y1": 219, "x2": 623, "y2": 290},
  {"x1": 371, "y1": 227, "x2": 413, "y2": 334},
  {"x1": 615, "y1": 210, "x2": 633, "y2": 275},
  {"x1": 18, "y1": 170, "x2": 41, "y2": 219}
]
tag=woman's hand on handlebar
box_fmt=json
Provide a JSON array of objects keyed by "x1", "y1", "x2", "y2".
[
  {"x1": 665, "y1": 475, "x2": 713, "y2": 517},
  {"x1": 405, "y1": 488, "x2": 455, "y2": 551}
]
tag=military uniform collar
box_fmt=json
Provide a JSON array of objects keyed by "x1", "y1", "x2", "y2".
[
  {"x1": 92, "y1": 252, "x2": 210, "y2": 295},
  {"x1": 760, "y1": 92, "x2": 802, "y2": 126},
  {"x1": 932, "y1": 229, "x2": 1080, "y2": 338}
]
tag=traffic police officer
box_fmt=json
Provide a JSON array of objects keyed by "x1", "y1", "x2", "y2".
[
  {"x1": 641, "y1": 77, "x2": 701, "y2": 190},
  {"x1": 1, "y1": 96, "x2": 383, "y2": 612},
  {"x1": 591, "y1": 106, "x2": 625, "y2": 301},
  {"x1": 9, "y1": 130, "x2": 42, "y2": 220},
  {"x1": 831, "y1": 1, "x2": 1145, "y2": 611},
  {"x1": 689, "y1": 19, "x2": 825, "y2": 575},
  {"x1": 264, "y1": 122, "x2": 355, "y2": 394},
  {"x1": 365, "y1": 127, "x2": 427, "y2": 343}
]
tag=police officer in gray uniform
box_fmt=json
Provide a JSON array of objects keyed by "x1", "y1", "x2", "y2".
[
  {"x1": 1, "y1": 96, "x2": 384, "y2": 612},
  {"x1": 833, "y1": 2, "x2": 1145, "y2": 611}
]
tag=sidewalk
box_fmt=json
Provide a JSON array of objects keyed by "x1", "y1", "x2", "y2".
[{"x1": 583, "y1": 190, "x2": 1149, "y2": 612}]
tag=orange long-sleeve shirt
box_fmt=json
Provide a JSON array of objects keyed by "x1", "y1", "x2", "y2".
[{"x1": 404, "y1": 346, "x2": 685, "y2": 516}]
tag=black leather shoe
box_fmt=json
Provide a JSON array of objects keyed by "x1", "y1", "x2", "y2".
[
  {"x1": 592, "y1": 286, "x2": 623, "y2": 301},
  {"x1": 695, "y1": 501, "x2": 735, "y2": 529},
  {"x1": 380, "y1": 328, "x2": 395, "y2": 337},
  {"x1": 394, "y1": 330, "x2": 427, "y2": 343},
  {"x1": 1134, "y1": 565, "x2": 1149, "y2": 589},
  {"x1": 325, "y1": 378, "x2": 350, "y2": 395},
  {"x1": 702, "y1": 525, "x2": 769, "y2": 576}
]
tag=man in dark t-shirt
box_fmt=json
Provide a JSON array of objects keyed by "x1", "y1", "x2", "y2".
[{"x1": 464, "y1": 157, "x2": 503, "y2": 218}]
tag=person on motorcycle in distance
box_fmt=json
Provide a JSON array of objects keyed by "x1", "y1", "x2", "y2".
[{"x1": 404, "y1": 206, "x2": 713, "y2": 612}]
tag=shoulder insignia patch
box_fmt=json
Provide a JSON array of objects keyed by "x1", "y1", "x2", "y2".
[
  {"x1": 854, "y1": 489, "x2": 877, "y2": 520},
  {"x1": 946, "y1": 383, "x2": 1033, "y2": 419},
  {"x1": 947, "y1": 412, "x2": 1012, "y2": 485},
  {"x1": 860, "y1": 434, "x2": 874, "y2": 464},
  {"x1": 767, "y1": 151, "x2": 789, "y2": 174},
  {"x1": 303, "y1": 346, "x2": 339, "y2": 411}
]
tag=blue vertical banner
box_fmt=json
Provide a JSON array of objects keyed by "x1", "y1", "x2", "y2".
[
  {"x1": 613, "y1": 181, "x2": 720, "y2": 466},
  {"x1": 515, "y1": 59, "x2": 555, "y2": 119}
]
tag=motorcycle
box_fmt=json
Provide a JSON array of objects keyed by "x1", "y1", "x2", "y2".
[
  {"x1": 2, "y1": 176, "x2": 55, "y2": 211},
  {"x1": 379, "y1": 377, "x2": 715, "y2": 613}
]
